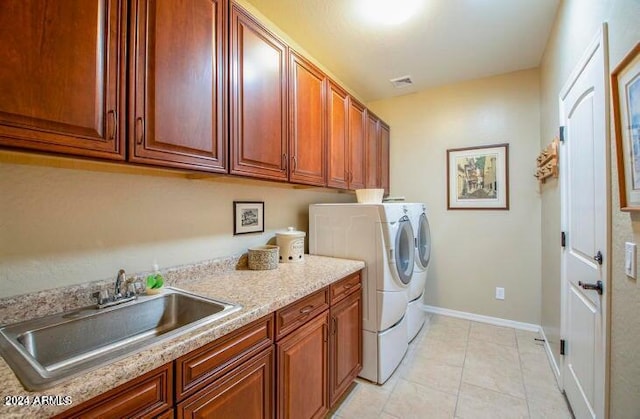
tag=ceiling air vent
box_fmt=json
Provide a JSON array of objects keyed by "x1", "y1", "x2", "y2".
[{"x1": 389, "y1": 75, "x2": 413, "y2": 88}]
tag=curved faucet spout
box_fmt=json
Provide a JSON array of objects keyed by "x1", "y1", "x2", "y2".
[{"x1": 114, "y1": 269, "x2": 126, "y2": 298}]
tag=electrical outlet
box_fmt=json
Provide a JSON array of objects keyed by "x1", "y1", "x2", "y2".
[{"x1": 495, "y1": 287, "x2": 505, "y2": 300}]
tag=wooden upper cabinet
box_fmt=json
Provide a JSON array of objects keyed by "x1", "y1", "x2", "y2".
[
  {"x1": 230, "y1": 3, "x2": 288, "y2": 181},
  {"x1": 289, "y1": 51, "x2": 327, "y2": 186},
  {"x1": 130, "y1": 0, "x2": 226, "y2": 172},
  {"x1": 365, "y1": 112, "x2": 380, "y2": 189},
  {"x1": 0, "y1": 0, "x2": 126, "y2": 159},
  {"x1": 326, "y1": 81, "x2": 349, "y2": 189},
  {"x1": 379, "y1": 121, "x2": 390, "y2": 195},
  {"x1": 348, "y1": 99, "x2": 367, "y2": 190}
]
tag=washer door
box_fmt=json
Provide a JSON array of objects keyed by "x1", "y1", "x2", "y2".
[
  {"x1": 416, "y1": 212, "x2": 431, "y2": 269},
  {"x1": 394, "y1": 216, "x2": 415, "y2": 284}
]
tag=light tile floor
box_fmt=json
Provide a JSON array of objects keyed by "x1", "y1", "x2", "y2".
[{"x1": 330, "y1": 314, "x2": 573, "y2": 419}]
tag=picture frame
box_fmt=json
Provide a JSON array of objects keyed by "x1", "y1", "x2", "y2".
[
  {"x1": 233, "y1": 201, "x2": 265, "y2": 235},
  {"x1": 447, "y1": 143, "x2": 509, "y2": 210},
  {"x1": 612, "y1": 42, "x2": 640, "y2": 211}
]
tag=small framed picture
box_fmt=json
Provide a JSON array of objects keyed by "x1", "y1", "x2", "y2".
[
  {"x1": 612, "y1": 42, "x2": 640, "y2": 211},
  {"x1": 447, "y1": 143, "x2": 509, "y2": 210},
  {"x1": 233, "y1": 201, "x2": 265, "y2": 235}
]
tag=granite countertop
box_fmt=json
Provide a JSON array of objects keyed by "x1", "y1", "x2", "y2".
[{"x1": 0, "y1": 255, "x2": 364, "y2": 418}]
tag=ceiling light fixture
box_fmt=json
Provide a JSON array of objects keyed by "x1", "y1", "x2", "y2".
[{"x1": 357, "y1": 0, "x2": 424, "y2": 26}]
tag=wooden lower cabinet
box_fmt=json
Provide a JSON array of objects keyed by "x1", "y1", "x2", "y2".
[
  {"x1": 276, "y1": 312, "x2": 329, "y2": 419},
  {"x1": 329, "y1": 290, "x2": 362, "y2": 405},
  {"x1": 176, "y1": 346, "x2": 274, "y2": 419},
  {"x1": 53, "y1": 364, "x2": 173, "y2": 419}
]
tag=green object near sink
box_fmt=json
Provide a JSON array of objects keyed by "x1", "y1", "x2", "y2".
[{"x1": 0, "y1": 287, "x2": 241, "y2": 391}]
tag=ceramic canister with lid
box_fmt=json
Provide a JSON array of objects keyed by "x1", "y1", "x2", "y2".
[{"x1": 276, "y1": 227, "x2": 306, "y2": 262}]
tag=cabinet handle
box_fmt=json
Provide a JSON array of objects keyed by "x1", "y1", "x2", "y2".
[
  {"x1": 332, "y1": 317, "x2": 337, "y2": 335},
  {"x1": 107, "y1": 110, "x2": 117, "y2": 141},
  {"x1": 136, "y1": 117, "x2": 145, "y2": 145},
  {"x1": 292, "y1": 156, "x2": 297, "y2": 171},
  {"x1": 282, "y1": 153, "x2": 287, "y2": 170},
  {"x1": 299, "y1": 305, "x2": 314, "y2": 314},
  {"x1": 343, "y1": 283, "x2": 354, "y2": 290}
]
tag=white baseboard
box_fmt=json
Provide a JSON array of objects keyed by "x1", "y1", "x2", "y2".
[
  {"x1": 421, "y1": 305, "x2": 540, "y2": 332},
  {"x1": 540, "y1": 326, "x2": 562, "y2": 384}
]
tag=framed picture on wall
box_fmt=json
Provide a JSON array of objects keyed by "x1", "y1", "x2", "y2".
[
  {"x1": 233, "y1": 201, "x2": 265, "y2": 235},
  {"x1": 447, "y1": 143, "x2": 510, "y2": 210},
  {"x1": 612, "y1": 42, "x2": 640, "y2": 211}
]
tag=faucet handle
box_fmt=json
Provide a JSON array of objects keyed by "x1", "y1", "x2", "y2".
[
  {"x1": 125, "y1": 276, "x2": 146, "y2": 296},
  {"x1": 94, "y1": 289, "x2": 110, "y2": 305},
  {"x1": 125, "y1": 283, "x2": 137, "y2": 298}
]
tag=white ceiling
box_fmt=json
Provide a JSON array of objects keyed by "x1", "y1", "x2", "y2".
[{"x1": 245, "y1": 0, "x2": 560, "y2": 102}]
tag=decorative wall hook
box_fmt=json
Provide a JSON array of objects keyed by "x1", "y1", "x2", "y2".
[{"x1": 534, "y1": 138, "x2": 559, "y2": 184}]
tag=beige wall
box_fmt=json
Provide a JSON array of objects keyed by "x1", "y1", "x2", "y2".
[
  {"x1": 539, "y1": 0, "x2": 640, "y2": 416},
  {"x1": 0, "y1": 152, "x2": 352, "y2": 297},
  {"x1": 368, "y1": 69, "x2": 542, "y2": 324}
]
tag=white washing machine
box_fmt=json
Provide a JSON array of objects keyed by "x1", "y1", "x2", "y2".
[
  {"x1": 309, "y1": 203, "x2": 415, "y2": 384},
  {"x1": 406, "y1": 203, "x2": 431, "y2": 342}
]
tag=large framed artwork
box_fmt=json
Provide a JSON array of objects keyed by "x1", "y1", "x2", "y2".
[
  {"x1": 233, "y1": 201, "x2": 265, "y2": 235},
  {"x1": 612, "y1": 42, "x2": 640, "y2": 211},
  {"x1": 447, "y1": 143, "x2": 509, "y2": 210}
]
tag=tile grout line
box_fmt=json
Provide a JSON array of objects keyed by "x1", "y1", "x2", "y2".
[
  {"x1": 515, "y1": 330, "x2": 533, "y2": 418},
  {"x1": 452, "y1": 318, "x2": 472, "y2": 417}
]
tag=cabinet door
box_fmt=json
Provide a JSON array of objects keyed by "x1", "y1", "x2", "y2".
[
  {"x1": 277, "y1": 312, "x2": 329, "y2": 419},
  {"x1": 329, "y1": 291, "x2": 362, "y2": 406},
  {"x1": 0, "y1": 0, "x2": 126, "y2": 159},
  {"x1": 348, "y1": 99, "x2": 367, "y2": 190},
  {"x1": 177, "y1": 347, "x2": 274, "y2": 419},
  {"x1": 326, "y1": 81, "x2": 349, "y2": 189},
  {"x1": 230, "y1": 3, "x2": 288, "y2": 181},
  {"x1": 130, "y1": 0, "x2": 226, "y2": 172},
  {"x1": 379, "y1": 122, "x2": 390, "y2": 196},
  {"x1": 365, "y1": 112, "x2": 379, "y2": 189},
  {"x1": 289, "y1": 51, "x2": 326, "y2": 186}
]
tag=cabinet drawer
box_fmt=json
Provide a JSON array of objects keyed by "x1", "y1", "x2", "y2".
[
  {"x1": 276, "y1": 288, "x2": 329, "y2": 340},
  {"x1": 329, "y1": 272, "x2": 361, "y2": 305},
  {"x1": 176, "y1": 314, "x2": 274, "y2": 402},
  {"x1": 54, "y1": 364, "x2": 172, "y2": 419}
]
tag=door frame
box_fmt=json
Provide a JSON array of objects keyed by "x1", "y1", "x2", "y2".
[{"x1": 559, "y1": 23, "x2": 611, "y2": 418}]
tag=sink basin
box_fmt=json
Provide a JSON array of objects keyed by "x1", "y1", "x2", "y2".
[{"x1": 0, "y1": 287, "x2": 241, "y2": 390}]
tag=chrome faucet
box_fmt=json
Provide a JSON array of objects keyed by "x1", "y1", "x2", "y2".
[{"x1": 94, "y1": 269, "x2": 138, "y2": 309}]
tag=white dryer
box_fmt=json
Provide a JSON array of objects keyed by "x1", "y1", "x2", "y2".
[
  {"x1": 406, "y1": 203, "x2": 431, "y2": 342},
  {"x1": 309, "y1": 203, "x2": 414, "y2": 384}
]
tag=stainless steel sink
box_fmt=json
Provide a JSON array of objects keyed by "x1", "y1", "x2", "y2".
[{"x1": 0, "y1": 287, "x2": 241, "y2": 390}]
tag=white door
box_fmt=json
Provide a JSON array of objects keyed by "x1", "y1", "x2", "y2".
[{"x1": 560, "y1": 26, "x2": 609, "y2": 419}]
